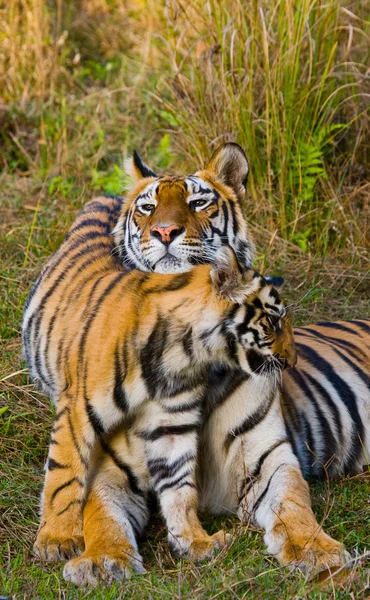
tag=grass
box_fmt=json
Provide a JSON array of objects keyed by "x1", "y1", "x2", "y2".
[{"x1": 0, "y1": 0, "x2": 369, "y2": 598}]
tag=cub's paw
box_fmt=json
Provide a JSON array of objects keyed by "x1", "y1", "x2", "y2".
[
  {"x1": 33, "y1": 530, "x2": 84, "y2": 562},
  {"x1": 291, "y1": 542, "x2": 351, "y2": 578},
  {"x1": 267, "y1": 526, "x2": 350, "y2": 578},
  {"x1": 170, "y1": 530, "x2": 232, "y2": 562},
  {"x1": 63, "y1": 551, "x2": 146, "y2": 587}
]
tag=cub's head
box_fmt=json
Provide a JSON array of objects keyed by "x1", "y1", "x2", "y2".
[
  {"x1": 113, "y1": 143, "x2": 254, "y2": 273},
  {"x1": 209, "y1": 247, "x2": 297, "y2": 374}
]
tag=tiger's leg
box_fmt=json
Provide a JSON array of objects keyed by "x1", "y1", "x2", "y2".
[
  {"x1": 200, "y1": 382, "x2": 349, "y2": 576},
  {"x1": 34, "y1": 395, "x2": 97, "y2": 561},
  {"x1": 64, "y1": 434, "x2": 149, "y2": 587},
  {"x1": 139, "y1": 402, "x2": 230, "y2": 561},
  {"x1": 238, "y1": 441, "x2": 350, "y2": 576}
]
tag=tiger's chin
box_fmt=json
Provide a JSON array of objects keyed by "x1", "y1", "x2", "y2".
[{"x1": 153, "y1": 255, "x2": 192, "y2": 274}]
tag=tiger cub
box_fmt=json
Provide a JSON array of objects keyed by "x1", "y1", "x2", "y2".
[{"x1": 23, "y1": 237, "x2": 348, "y2": 585}]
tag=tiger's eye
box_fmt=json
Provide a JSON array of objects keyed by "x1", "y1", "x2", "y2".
[
  {"x1": 141, "y1": 204, "x2": 155, "y2": 213},
  {"x1": 191, "y1": 199, "x2": 207, "y2": 209}
]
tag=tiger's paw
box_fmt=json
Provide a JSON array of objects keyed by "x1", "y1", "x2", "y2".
[
  {"x1": 266, "y1": 526, "x2": 350, "y2": 578},
  {"x1": 33, "y1": 529, "x2": 84, "y2": 562},
  {"x1": 290, "y1": 542, "x2": 351, "y2": 578},
  {"x1": 63, "y1": 551, "x2": 146, "y2": 587},
  {"x1": 170, "y1": 530, "x2": 232, "y2": 562}
]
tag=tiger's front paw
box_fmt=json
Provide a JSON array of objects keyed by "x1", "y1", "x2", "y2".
[
  {"x1": 63, "y1": 550, "x2": 146, "y2": 587},
  {"x1": 169, "y1": 530, "x2": 232, "y2": 562},
  {"x1": 266, "y1": 525, "x2": 350, "y2": 577},
  {"x1": 34, "y1": 526, "x2": 84, "y2": 562}
]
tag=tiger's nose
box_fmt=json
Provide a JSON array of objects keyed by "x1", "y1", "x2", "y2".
[{"x1": 150, "y1": 224, "x2": 184, "y2": 244}]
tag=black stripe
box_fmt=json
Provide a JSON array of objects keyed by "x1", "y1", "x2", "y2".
[
  {"x1": 236, "y1": 240, "x2": 253, "y2": 269},
  {"x1": 316, "y1": 322, "x2": 360, "y2": 335},
  {"x1": 163, "y1": 398, "x2": 202, "y2": 413},
  {"x1": 349, "y1": 320, "x2": 370, "y2": 334},
  {"x1": 124, "y1": 507, "x2": 143, "y2": 538},
  {"x1": 238, "y1": 440, "x2": 289, "y2": 504},
  {"x1": 236, "y1": 305, "x2": 256, "y2": 335},
  {"x1": 296, "y1": 343, "x2": 364, "y2": 471},
  {"x1": 221, "y1": 202, "x2": 229, "y2": 238},
  {"x1": 331, "y1": 346, "x2": 370, "y2": 393},
  {"x1": 288, "y1": 369, "x2": 338, "y2": 467},
  {"x1": 81, "y1": 199, "x2": 121, "y2": 213},
  {"x1": 182, "y1": 328, "x2": 194, "y2": 360},
  {"x1": 301, "y1": 411, "x2": 316, "y2": 460},
  {"x1": 102, "y1": 194, "x2": 123, "y2": 202},
  {"x1": 294, "y1": 329, "x2": 367, "y2": 358},
  {"x1": 68, "y1": 218, "x2": 111, "y2": 235},
  {"x1": 138, "y1": 423, "x2": 199, "y2": 442},
  {"x1": 86, "y1": 402, "x2": 105, "y2": 435},
  {"x1": 67, "y1": 412, "x2": 89, "y2": 469},
  {"x1": 203, "y1": 365, "x2": 250, "y2": 416},
  {"x1": 224, "y1": 387, "x2": 275, "y2": 450},
  {"x1": 100, "y1": 440, "x2": 144, "y2": 496},
  {"x1": 140, "y1": 315, "x2": 168, "y2": 398},
  {"x1": 173, "y1": 481, "x2": 197, "y2": 492},
  {"x1": 48, "y1": 458, "x2": 68, "y2": 471},
  {"x1": 280, "y1": 389, "x2": 303, "y2": 469},
  {"x1": 56, "y1": 499, "x2": 83, "y2": 517},
  {"x1": 303, "y1": 370, "x2": 343, "y2": 440},
  {"x1": 144, "y1": 272, "x2": 192, "y2": 295},
  {"x1": 252, "y1": 464, "x2": 286, "y2": 514},
  {"x1": 148, "y1": 453, "x2": 195, "y2": 481},
  {"x1": 246, "y1": 349, "x2": 266, "y2": 373},
  {"x1": 54, "y1": 406, "x2": 70, "y2": 423},
  {"x1": 156, "y1": 470, "x2": 194, "y2": 494},
  {"x1": 41, "y1": 313, "x2": 57, "y2": 386},
  {"x1": 113, "y1": 350, "x2": 129, "y2": 412},
  {"x1": 251, "y1": 440, "x2": 288, "y2": 480},
  {"x1": 228, "y1": 199, "x2": 238, "y2": 237},
  {"x1": 140, "y1": 318, "x2": 205, "y2": 398},
  {"x1": 51, "y1": 424, "x2": 63, "y2": 434},
  {"x1": 223, "y1": 330, "x2": 240, "y2": 365},
  {"x1": 50, "y1": 477, "x2": 83, "y2": 505}
]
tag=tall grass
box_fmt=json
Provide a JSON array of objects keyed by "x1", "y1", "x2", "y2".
[
  {"x1": 153, "y1": 0, "x2": 370, "y2": 252},
  {"x1": 0, "y1": 0, "x2": 369, "y2": 255}
]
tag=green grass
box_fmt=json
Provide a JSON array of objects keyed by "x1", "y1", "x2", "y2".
[{"x1": 0, "y1": 0, "x2": 369, "y2": 598}]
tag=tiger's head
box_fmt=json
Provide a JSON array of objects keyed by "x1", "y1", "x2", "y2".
[
  {"x1": 207, "y1": 247, "x2": 297, "y2": 374},
  {"x1": 113, "y1": 143, "x2": 255, "y2": 273}
]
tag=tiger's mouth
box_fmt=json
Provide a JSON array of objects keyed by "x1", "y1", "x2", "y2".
[{"x1": 153, "y1": 253, "x2": 189, "y2": 273}]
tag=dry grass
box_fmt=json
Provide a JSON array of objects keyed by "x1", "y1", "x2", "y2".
[{"x1": 0, "y1": 1, "x2": 370, "y2": 598}]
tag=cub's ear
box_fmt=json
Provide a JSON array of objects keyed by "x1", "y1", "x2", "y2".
[
  {"x1": 125, "y1": 150, "x2": 157, "y2": 183},
  {"x1": 211, "y1": 246, "x2": 245, "y2": 303},
  {"x1": 205, "y1": 143, "x2": 249, "y2": 202},
  {"x1": 264, "y1": 275, "x2": 285, "y2": 287}
]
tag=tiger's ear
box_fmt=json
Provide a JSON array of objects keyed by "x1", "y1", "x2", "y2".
[
  {"x1": 205, "y1": 143, "x2": 249, "y2": 202},
  {"x1": 264, "y1": 275, "x2": 285, "y2": 287},
  {"x1": 211, "y1": 246, "x2": 246, "y2": 303},
  {"x1": 125, "y1": 150, "x2": 157, "y2": 182}
]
